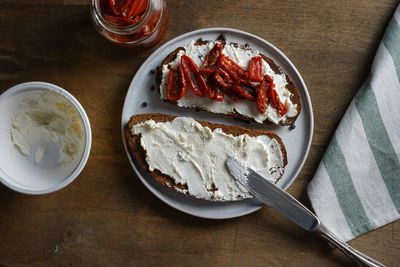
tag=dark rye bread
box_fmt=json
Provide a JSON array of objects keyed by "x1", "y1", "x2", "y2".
[
  {"x1": 155, "y1": 39, "x2": 301, "y2": 126},
  {"x1": 125, "y1": 113, "x2": 288, "y2": 201}
]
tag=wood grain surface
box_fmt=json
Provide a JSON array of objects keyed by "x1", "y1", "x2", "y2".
[{"x1": 1, "y1": 0, "x2": 399, "y2": 266}]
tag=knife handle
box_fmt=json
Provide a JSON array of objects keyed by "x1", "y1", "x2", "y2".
[{"x1": 315, "y1": 223, "x2": 385, "y2": 267}]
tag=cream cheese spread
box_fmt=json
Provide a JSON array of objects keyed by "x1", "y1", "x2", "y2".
[
  {"x1": 160, "y1": 41, "x2": 298, "y2": 124},
  {"x1": 132, "y1": 117, "x2": 285, "y2": 201},
  {"x1": 10, "y1": 91, "x2": 84, "y2": 168}
]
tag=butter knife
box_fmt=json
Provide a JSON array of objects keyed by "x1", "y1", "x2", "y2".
[{"x1": 226, "y1": 157, "x2": 385, "y2": 267}]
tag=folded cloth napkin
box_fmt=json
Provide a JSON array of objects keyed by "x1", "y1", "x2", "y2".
[{"x1": 308, "y1": 5, "x2": 400, "y2": 242}]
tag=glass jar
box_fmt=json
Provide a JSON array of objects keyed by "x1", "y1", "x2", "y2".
[{"x1": 91, "y1": 0, "x2": 168, "y2": 50}]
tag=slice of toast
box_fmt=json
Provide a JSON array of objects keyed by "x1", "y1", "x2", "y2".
[
  {"x1": 125, "y1": 113, "x2": 288, "y2": 201},
  {"x1": 156, "y1": 39, "x2": 301, "y2": 126}
]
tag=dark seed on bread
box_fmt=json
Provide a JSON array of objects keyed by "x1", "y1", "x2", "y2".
[{"x1": 216, "y1": 33, "x2": 226, "y2": 42}]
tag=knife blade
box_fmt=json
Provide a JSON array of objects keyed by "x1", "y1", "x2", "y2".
[
  {"x1": 226, "y1": 157, "x2": 385, "y2": 267},
  {"x1": 226, "y1": 157, "x2": 319, "y2": 231}
]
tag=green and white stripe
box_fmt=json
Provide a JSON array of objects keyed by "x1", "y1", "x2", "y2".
[{"x1": 308, "y1": 5, "x2": 400, "y2": 242}]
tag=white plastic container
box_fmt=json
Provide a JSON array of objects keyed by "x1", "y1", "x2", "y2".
[{"x1": 0, "y1": 82, "x2": 92, "y2": 194}]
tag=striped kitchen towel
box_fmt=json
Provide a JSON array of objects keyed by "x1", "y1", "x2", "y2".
[{"x1": 308, "y1": 5, "x2": 400, "y2": 242}]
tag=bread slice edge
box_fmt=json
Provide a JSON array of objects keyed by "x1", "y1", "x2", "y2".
[
  {"x1": 156, "y1": 40, "x2": 301, "y2": 126},
  {"x1": 125, "y1": 113, "x2": 288, "y2": 201}
]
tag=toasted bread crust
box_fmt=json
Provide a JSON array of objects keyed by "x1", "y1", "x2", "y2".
[
  {"x1": 260, "y1": 55, "x2": 301, "y2": 125},
  {"x1": 155, "y1": 47, "x2": 185, "y2": 92},
  {"x1": 157, "y1": 40, "x2": 301, "y2": 126},
  {"x1": 125, "y1": 113, "x2": 288, "y2": 201}
]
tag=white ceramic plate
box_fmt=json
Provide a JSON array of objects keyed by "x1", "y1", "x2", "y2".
[{"x1": 121, "y1": 28, "x2": 313, "y2": 219}]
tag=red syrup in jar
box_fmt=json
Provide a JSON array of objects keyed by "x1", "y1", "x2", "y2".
[{"x1": 91, "y1": 0, "x2": 168, "y2": 49}]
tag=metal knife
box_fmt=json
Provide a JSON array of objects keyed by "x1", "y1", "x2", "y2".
[{"x1": 226, "y1": 157, "x2": 385, "y2": 267}]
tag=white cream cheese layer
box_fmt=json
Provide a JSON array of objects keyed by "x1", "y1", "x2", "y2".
[
  {"x1": 160, "y1": 41, "x2": 298, "y2": 124},
  {"x1": 10, "y1": 91, "x2": 84, "y2": 168},
  {"x1": 132, "y1": 117, "x2": 285, "y2": 201}
]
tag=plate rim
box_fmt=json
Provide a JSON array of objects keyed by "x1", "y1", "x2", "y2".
[{"x1": 121, "y1": 27, "x2": 314, "y2": 219}]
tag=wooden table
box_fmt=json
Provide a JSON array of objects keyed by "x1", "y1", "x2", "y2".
[{"x1": 1, "y1": 0, "x2": 399, "y2": 266}]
